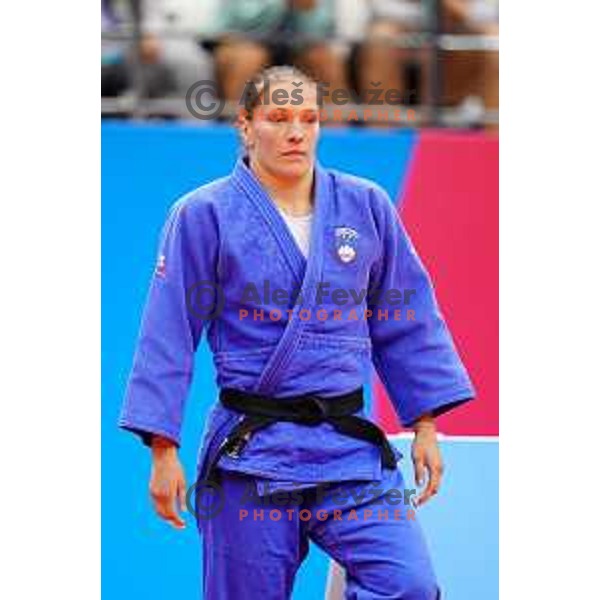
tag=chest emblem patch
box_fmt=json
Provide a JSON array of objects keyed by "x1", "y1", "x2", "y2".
[{"x1": 334, "y1": 226, "x2": 359, "y2": 263}]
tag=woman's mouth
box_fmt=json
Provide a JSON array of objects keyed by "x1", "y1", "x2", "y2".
[{"x1": 281, "y1": 150, "x2": 306, "y2": 159}]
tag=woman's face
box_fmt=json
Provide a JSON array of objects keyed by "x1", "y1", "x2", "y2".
[{"x1": 242, "y1": 77, "x2": 320, "y2": 182}]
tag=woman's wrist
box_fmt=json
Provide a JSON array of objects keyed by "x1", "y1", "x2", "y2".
[
  {"x1": 151, "y1": 435, "x2": 178, "y2": 457},
  {"x1": 412, "y1": 413, "x2": 437, "y2": 434}
]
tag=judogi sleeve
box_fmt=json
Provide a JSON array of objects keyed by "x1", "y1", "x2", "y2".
[
  {"x1": 368, "y1": 186, "x2": 475, "y2": 426},
  {"x1": 118, "y1": 195, "x2": 218, "y2": 446}
]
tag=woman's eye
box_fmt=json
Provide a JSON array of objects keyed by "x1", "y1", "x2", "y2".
[
  {"x1": 268, "y1": 111, "x2": 288, "y2": 123},
  {"x1": 301, "y1": 112, "x2": 318, "y2": 124}
]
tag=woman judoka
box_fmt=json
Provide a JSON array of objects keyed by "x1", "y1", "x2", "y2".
[{"x1": 119, "y1": 66, "x2": 474, "y2": 600}]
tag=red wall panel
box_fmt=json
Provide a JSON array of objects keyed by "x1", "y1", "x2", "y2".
[{"x1": 375, "y1": 131, "x2": 499, "y2": 436}]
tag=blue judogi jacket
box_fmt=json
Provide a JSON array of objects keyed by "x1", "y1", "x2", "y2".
[{"x1": 119, "y1": 158, "x2": 474, "y2": 488}]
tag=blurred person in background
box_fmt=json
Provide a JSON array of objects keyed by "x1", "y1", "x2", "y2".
[
  {"x1": 140, "y1": 0, "x2": 214, "y2": 97},
  {"x1": 441, "y1": 0, "x2": 498, "y2": 128},
  {"x1": 358, "y1": 0, "x2": 498, "y2": 128},
  {"x1": 102, "y1": 0, "x2": 132, "y2": 97},
  {"x1": 102, "y1": 0, "x2": 215, "y2": 99},
  {"x1": 102, "y1": 0, "x2": 173, "y2": 99},
  {"x1": 358, "y1": 0, "x2": 426, "y2": 111},
  {"x1": 208, "y1": 0, "x2": 350, "y2": 106}
]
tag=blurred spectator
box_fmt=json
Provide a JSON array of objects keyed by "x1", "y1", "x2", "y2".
[
  {"x1": 358, "y1": 0, "x2": 426, "y2": 110},
  {"x1": 102, "y1": 0, "x2": 215, "y2": 99},
  {"x1": 102, "y1": 0, "x2": 132, "y2": 97},
  {"x1": 141, "y1": 0, "x2": 214, "y2": 96},
  {"x1": 359, "y1": 0, "x2": 498, "y2": 127},
  {"x1": 441, "y1": 0, "x2": 499, "y2": 126},
  {"x1": 208, "y1": 0, "x2": 350, "y2": 105}
]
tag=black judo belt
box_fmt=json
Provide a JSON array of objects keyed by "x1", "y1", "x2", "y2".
[{"x1": 205, "y1": 387, "x2": 398, "y2": 483}]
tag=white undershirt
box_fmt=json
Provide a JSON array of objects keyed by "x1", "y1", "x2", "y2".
[{"x1": 277, "y1": 208, "x2": 313, "y2": 259}]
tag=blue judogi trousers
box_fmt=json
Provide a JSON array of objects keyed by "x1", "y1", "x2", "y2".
[{"x1": 198, "y1": 466, "x2": 440, "y2": 599}]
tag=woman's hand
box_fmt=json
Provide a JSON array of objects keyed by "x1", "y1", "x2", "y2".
[
  {"x1": 411, "y1": 415, "x2": 444, "y2": 507},
  {"x1": 149, "y1": 436, "x2": 188, "y2": 529}
]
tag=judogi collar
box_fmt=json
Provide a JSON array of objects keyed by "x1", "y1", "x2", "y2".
[
  {"x1": 231, "y1": 157, "x2": 333, "y2": 396},
  {"x1": 230, "y1": 157, "x2": 328, "y2": 283}
]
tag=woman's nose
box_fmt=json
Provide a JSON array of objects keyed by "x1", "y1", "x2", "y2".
[{"x1": 286, "y1": 121, "x2": 305, "y2": 141}]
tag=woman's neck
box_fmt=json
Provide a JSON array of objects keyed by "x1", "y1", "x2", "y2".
[{"x1": 249, "y1": 157, "x2": 314, "y2": 217}]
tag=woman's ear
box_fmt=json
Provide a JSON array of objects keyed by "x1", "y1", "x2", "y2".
[
  {"x1": 236, "y1": 110, "x2": 252, "y2": 150},
  {"x1": 242, "y1": 121, "x2": 255, "y2": 152}
]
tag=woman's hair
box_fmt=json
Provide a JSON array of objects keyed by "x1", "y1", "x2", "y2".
[{"x1": 241, "y1": 65, "x2": 319, "y2": 121}]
